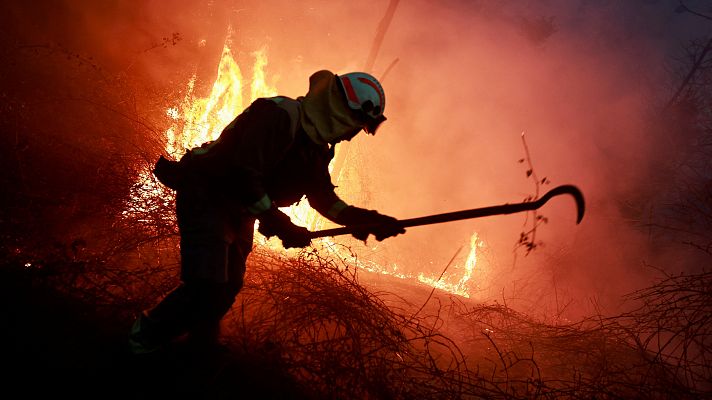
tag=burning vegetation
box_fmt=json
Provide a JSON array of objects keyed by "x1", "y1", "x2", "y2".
[{"x1": 2, "y1": 1, "x2": 712, "y2": 399}]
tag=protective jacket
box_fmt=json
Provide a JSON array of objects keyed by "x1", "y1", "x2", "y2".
[{"x1": 160, "y1": 96, "x2": 349, "y2": 222}]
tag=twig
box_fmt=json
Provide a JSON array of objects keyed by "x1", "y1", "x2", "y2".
[{"x1": 410, "y1": 246, "x2": 463, "y2": 321}]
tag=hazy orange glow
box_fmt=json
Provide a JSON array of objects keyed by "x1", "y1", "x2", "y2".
[
  {"x1": 13, "y1": 0, "x2": 709, "y2": 320},
  {"x1": 147, "y1": 32, "x2": 484, "y2": 298}
]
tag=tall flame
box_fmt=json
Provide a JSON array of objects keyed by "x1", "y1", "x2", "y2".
[{"x1": 166, "y1": 43, "x2": 249, "y2": 158}]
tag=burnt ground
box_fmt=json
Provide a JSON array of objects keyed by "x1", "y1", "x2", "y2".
[{"x1": 0, "y1": 264, "x2": 313, "y2": 400}]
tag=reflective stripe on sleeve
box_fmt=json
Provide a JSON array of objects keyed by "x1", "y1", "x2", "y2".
[
  {"x1": 247, "y1": 194, "x2": 272, "y2": 215},
  {"x1": 327, "y1": 200, "x2": 349, "y2": 219}
]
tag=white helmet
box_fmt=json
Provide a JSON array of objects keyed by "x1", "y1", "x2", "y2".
[{"x1": 336, "y1": 72, "x2": 387, "y2": 134}]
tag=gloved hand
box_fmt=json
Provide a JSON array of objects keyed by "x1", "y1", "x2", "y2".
[
  {"x1": 337, "y1": 206, "x2": 405, "y2": 242},
  {"x1": 257, "y1": 207, "x2": 312, "y2": 249}
]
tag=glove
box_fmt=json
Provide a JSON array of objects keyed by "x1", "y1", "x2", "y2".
[
  {"x1": 257, "y1": 207, "x2": 312, "y2": 249},
  {"x1": 337, "y1": 206, "x2": 405, "y2": 242}
]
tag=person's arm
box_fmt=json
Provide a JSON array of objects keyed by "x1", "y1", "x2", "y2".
[
  {"x1": 221, "y1": 99, "x2": 311, "y2": 248},
  {"x1": 307, "y1": 169, "x2": 405, "y2": 242}
]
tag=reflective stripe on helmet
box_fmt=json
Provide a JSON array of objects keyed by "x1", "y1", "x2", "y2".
[
  {"x1": 357, "y1": 77, "x2": 385, "y2": 112},
  {"x1": 337, "y1": 72, "x2": 386, "y2": 120},
  {"x1": 339, "y1": 76, "x2": 361, "y2": 106}
]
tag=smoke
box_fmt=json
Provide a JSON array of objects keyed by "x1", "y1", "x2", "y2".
[
  {"x1": 358, "y1": 0, "x2": 711, "y2": 317},
  {"x1": 3, "y1": 0, "x2": 710, "y2": 318}
]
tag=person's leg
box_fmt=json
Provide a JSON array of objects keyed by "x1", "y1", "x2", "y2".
[
  {"x1": 129, "y1": 284, "x2": 196, "y2": 355},
  {"x1": 129, "y1": 186, "x2": 230, "y2": 354},
  {"x1": 185, "y1": 215, "x2": 255, "y2": 348},
  {"x1": 128, "y1": 241, "x2": 231, "y2": 354}
]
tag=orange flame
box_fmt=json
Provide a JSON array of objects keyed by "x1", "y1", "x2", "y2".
[{"x1": 417, "y1": 233, "x2": 482, "y2": 298}]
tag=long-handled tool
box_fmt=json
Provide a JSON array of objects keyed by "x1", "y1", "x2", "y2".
[{"x1": 308, "y1": 184, "x2": 585, "y2": 239}]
